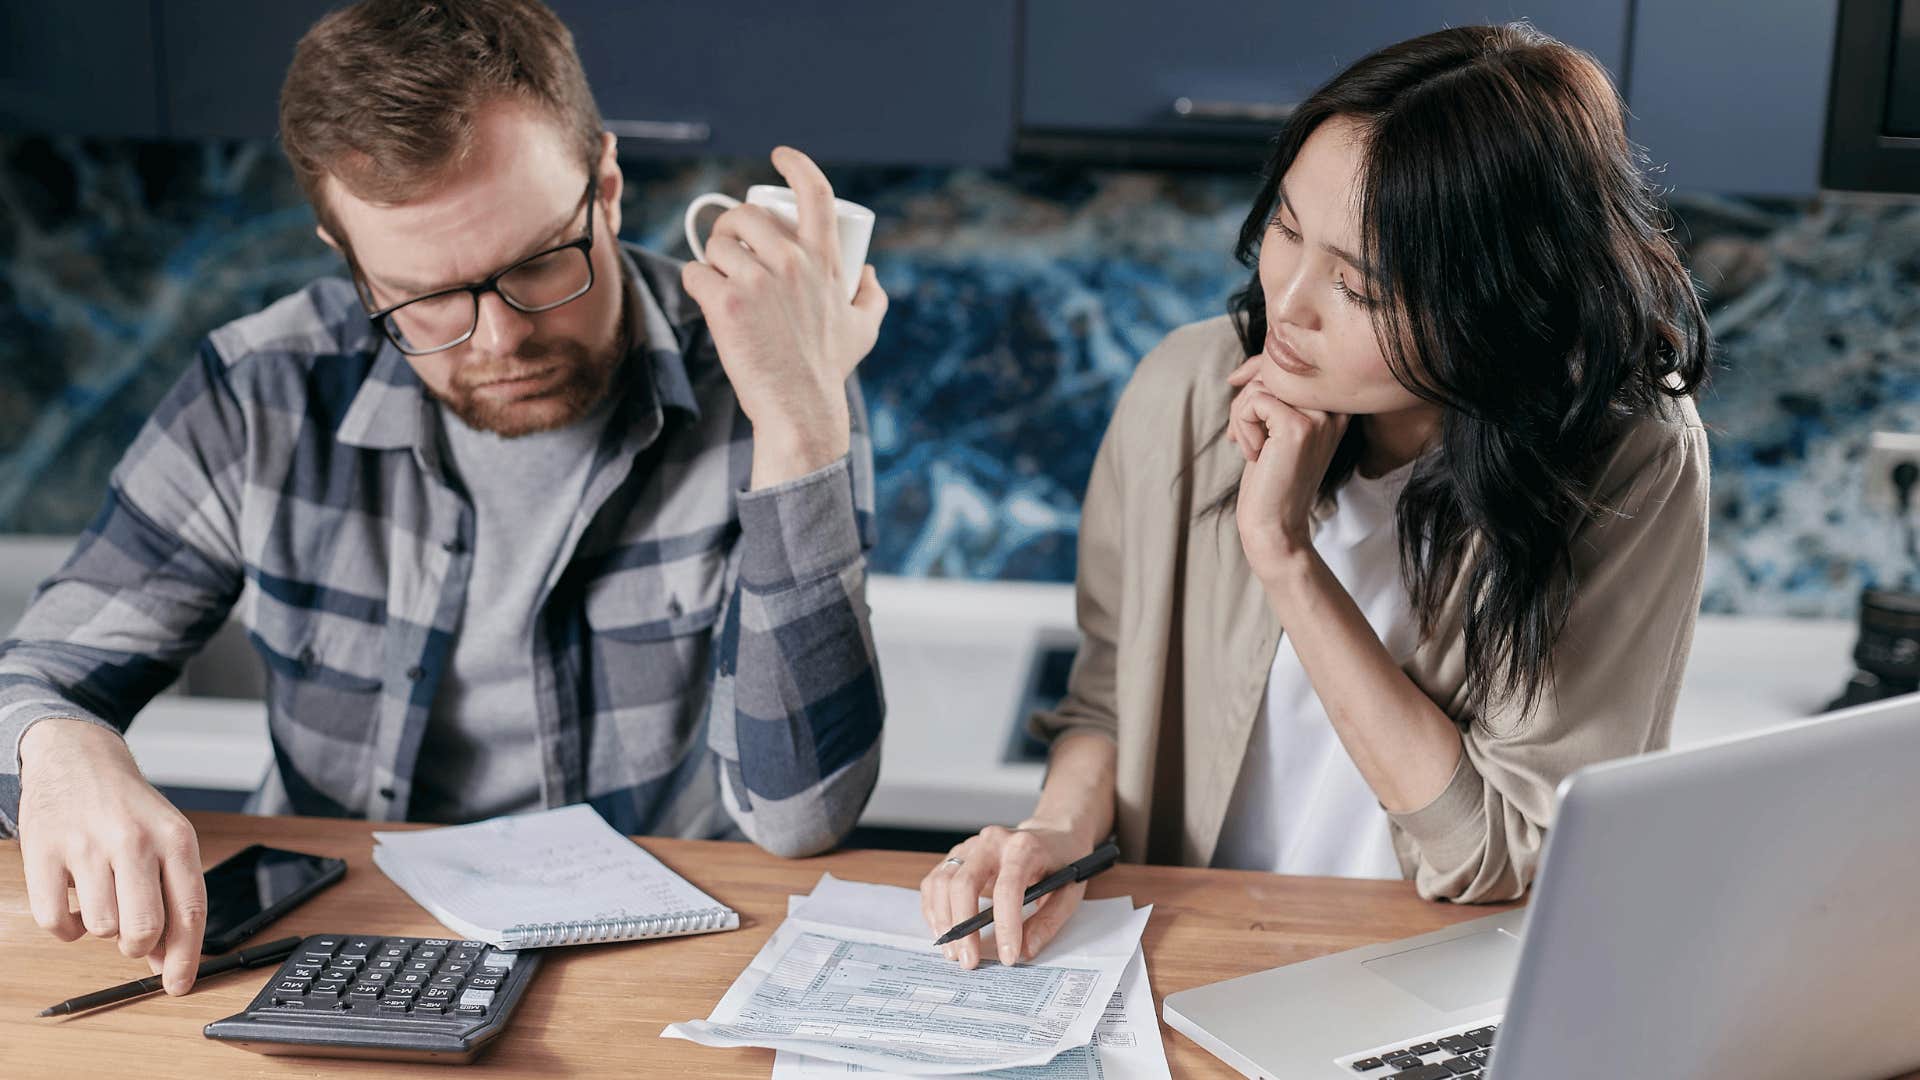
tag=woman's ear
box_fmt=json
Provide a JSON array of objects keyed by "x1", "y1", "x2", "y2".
[{"x1": 315, "y1": 225, "x2": 341, "y2": 252}]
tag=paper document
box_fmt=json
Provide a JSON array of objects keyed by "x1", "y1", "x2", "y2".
[
  {"x1": 663, "y1": 875, "x2": 1152, "y2": 1075},
  {"x1": 771, "y1": 912, "x2": 1171, "y2": 1080}
]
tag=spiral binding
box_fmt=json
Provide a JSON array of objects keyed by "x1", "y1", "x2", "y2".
[{"x1": 502, "y1": 905, "x2": 736, "y2": 949}]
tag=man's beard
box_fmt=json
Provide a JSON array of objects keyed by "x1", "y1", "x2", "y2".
[{"x1": 434, "y1": 336, "x2": 621, "y2": 437}]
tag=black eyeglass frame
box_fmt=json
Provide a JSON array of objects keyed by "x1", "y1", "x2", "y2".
[{"x1": 358, "y1": 171, "x2": 600, "y2": 356}]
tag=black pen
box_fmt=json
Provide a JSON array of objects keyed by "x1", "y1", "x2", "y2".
[
  {"x1": 934, "y1": 839, "x2": 1122, "y2": 947},
  {"x1": 37, "y1": 935, "x2": 304, "y2": 1017}
]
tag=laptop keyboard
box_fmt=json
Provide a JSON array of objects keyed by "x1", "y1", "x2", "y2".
[{"x1": 1338, "y1": 1020, "x2": 1499, "y2": 1078}]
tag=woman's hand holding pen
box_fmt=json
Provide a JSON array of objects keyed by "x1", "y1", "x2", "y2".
[{"x1": 919, "y1": 821, "x2": 1091, "y2": 970}]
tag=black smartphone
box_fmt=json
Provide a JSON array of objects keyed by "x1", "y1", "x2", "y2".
[{"x1": 201, "y1": 844, "x2": 347, "y2": 954}]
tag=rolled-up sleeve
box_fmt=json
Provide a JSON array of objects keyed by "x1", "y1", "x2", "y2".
[
  {"x1": 706, "y1": 379, "x2": 882, "y2": 858},
  {"x1": 1390, "y1": 420, "x2": 1710, "y2": 903}
]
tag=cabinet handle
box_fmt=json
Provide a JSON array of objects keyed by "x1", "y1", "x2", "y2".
[
  {"x1": 1171, "y1": 97, "x2": 1297, "y2": 123},
  {"x1": 606, "y1": 119, "x2": 712, "y2": 143}
]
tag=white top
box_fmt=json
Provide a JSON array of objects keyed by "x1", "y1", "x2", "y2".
[{"x1": 1211, "y1": 458, "x2": 1422, "y2": 879}]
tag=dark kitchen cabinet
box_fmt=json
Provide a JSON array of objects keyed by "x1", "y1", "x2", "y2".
[
  {"x1": 0, "y1": 1, "x2": 165, "y2": 137},
  {"x1": 1020, "y1": 1, "x2": 1631, "y2": 139},
  {"x1": 555, "y1": 1, "x2": 1016, "y2": 165},
  {"x1": 156, "y1": 0, "x2": 1016, "y2": 166},
  {"x1": 1625, "y1": 0, "x2": 1840, "y2": 197}
]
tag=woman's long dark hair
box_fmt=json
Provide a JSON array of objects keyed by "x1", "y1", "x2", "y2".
[{"x1": 1217, "y1": 23, "x2": 1709, "y2": 722}]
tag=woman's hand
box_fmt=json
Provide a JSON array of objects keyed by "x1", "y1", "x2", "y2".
[
  {"x1": 1227, "y1": 357, "x2": 1349, "y2": 583},
  {"x1": 919, "y1": 822, "x2": 1091, "y2": 970}
]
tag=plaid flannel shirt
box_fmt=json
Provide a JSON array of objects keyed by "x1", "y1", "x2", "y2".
[{"x1": 0, "y1": 243, "x2": 883, "y2": 856}]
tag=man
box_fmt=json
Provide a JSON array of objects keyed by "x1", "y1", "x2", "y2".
[{"x1": 0, "y1": 0, "x2": 887, "y2": 998}]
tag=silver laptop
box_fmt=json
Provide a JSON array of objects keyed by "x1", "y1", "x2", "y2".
[{"x1": 1163, "y1": 691, "x2": 1920, "y2": 1080}]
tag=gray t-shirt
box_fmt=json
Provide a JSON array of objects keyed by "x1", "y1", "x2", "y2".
[{"x1": 408, "y1": 399, "x2": 614, "y2": 823}]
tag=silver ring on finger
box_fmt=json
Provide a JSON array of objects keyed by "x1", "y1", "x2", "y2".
[{"x1": 942, "y1": 856, "x2": 965, "y2": 870}]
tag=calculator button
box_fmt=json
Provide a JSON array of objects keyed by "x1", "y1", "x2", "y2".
[
  {"x1": 273, "y1": 980, "x2": 309, "y2": 996},
  {"x1": 379, "y1": 998, "x2": 411, "y2": 1011},
  {"x1": 288, "y1": 965, "x2": 321, "y2": 980},
  {"x1": 458, "y1": 989, "x2": 496, "y2": 1009},
  {"x1": 438, "y1": 962, "x2": 471, "y2": 976},
  {"x1": 360, "y1": 971, "x2": 391, "y2": 985},
  {"x1": 420, "y1": 987, "x2": 455, "y2": 1003},
  {"x1": 322, "y1": 967, "x2": 356, "y2": 981},
  {"x1": 406, "y1": 960, "x2": 434, "y2": 973},
  {"x1": 396, "y1": 972, "x2": 427, "y2": 986},
  {"x1": 343, "y1": 937, "x2": 378, "y2": 953},
  {"x1": 456, "y1": 1003, "x2": 487, "y2": 1018},
  {"x1": 379, "y1": 946, "x2": 409, "y2": 960},
  {"x1": 429, "y1": 974, "x2": 463, "y2": 989},
  {"x1": 421, "y1": 938, "x2": 451, "y2": 946},
  {"x1": 349, "y1": 984, "x2": 383, "y2": 998},
  {"x1": 413, "y1": 1000, "x2": 450, "y2": 1015},
  {"x1": 449, "y1": 948, "x2": 482, "y2": 964},
  {"x1": 307, "y1": 985, "x2": 344, "y2": 1004},
  {"x1": 412, "y1": 946, "x2": 445, "y2": 961},
  {"x1": 480, "y1": 951, "x2": 518, "y2": 970},
  {"x1": 468, "y1": 975, "x2": 503, "y2": 991},
  {"x1": 331, "y1": 955, "x2": 365, "y2": 969},
  {"x1": 371, "y1": 958, "x2": 399, "y2": 972}
]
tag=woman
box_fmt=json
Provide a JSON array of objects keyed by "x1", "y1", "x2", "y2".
[{"x1": 920, "y1": 23, "x2": 1711, "y2": 969}]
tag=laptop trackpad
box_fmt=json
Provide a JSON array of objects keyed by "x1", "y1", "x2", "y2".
[{"x1": 1360, "y1": 929, "x2": 1521, "y2": 1013}]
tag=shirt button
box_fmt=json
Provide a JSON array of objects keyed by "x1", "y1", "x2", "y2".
[
  {"x1": 442, "y1": 538, "x2": 465, "y2": 554},
  {"x1": 406, "y1": 665, "x2": 424, "y2": 680},
  {"x1": 379, "y1": 786, "x2": 397, "y2": 800}
]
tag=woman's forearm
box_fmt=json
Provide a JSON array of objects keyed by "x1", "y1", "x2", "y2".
[
  {"x1": 1263, "y1": 550, "x2": 1464, "y2": 814},
  {"x1": 1023, "y1": 729, "x2": 1118, "y2": 849}
]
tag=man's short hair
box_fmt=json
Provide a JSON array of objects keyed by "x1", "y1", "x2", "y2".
[{"x1": 278, "y1": 0, "x2": 604, "y2": 239}]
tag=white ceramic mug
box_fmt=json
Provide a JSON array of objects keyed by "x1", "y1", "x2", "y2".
[{"x1": 684, "y1": 184, "x2": 875, "y2": 302}]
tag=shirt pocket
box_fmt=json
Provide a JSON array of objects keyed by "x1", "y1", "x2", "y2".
[{"x1": 582, "y1": 543, "x2": 728, "y2": 643}]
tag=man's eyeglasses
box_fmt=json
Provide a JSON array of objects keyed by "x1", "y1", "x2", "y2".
[{"x1": 358, "y1": 172, "x2": 599, "y2": 356}]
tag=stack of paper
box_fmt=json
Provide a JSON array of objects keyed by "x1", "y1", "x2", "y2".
[{"x1": 664, "y1": 874, "x2": 1170, "y2": 1078}]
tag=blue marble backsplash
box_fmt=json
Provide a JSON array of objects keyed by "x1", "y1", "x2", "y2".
[{"x1": 1, "y1": 136, "x2": 1916, "y2": 616}]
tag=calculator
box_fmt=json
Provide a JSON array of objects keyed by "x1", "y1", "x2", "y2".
[{"x1": 203, "y1": 933, "x2": 542, "y2": 1063}]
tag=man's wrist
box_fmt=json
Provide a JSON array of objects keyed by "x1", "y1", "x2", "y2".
[
  {"x1": 749, "y1": 408, "x2": 852, "y2": 491},
  {"x1": 19, "y1": 715, "x2": 129, "y2": 774}
]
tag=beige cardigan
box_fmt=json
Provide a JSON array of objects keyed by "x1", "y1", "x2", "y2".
[{"x1": 1031, "y1": 316, "x2": 1710, "y2": 903}]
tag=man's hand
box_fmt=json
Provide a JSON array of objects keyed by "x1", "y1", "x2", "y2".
[
  {"x1": 1226, "y1": 356, "x2": 1350, "y2": 583},
  {"x1": 680, "y1": 146, "x2": 888, "y2": 489},
  {"x1": 18, "y1": 717, "x2": 207, "y2": 994}
]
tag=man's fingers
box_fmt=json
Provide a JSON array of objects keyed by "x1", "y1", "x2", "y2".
[
  {"x1": 770, "y1": 145, "x2": 837, "y2": 259},
  {"x1": 680, "y1": 259, "x2": 726, "y2": 306},
  {"x1": 156, "y1": 843, "x2": 207, "y2": 995},
  {"x1": 111, "y1": 846, "x2": 165, "y2": 958},
  {"x1": 71, "y1": 856, "x2": 118, "y2": 940},
  {"x1": 25, "y1": 846, "x2": 83, "y2": 941},
  {"x1": 711, "y1": 205, "x2": 799, "y2": 275},
  {"x1": 851, "y1": 265, "x2": 887, "y2": 318}
]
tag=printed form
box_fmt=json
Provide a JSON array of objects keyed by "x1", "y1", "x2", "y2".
[
  {"x1": 771, "y1": 942, "x2": 1171, "y2": 1079},
  {"x1": 663, "y1": 875, "x2": 1154, "y2": 1075}
]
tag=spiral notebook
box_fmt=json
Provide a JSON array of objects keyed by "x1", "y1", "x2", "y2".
[{"x1": 371, "y1": 804, "x2": 738, "y2": 949}]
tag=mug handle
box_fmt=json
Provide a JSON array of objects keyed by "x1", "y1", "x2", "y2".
[{"x1": 684, "y1": 193, "x2": 740, "y2": 264}]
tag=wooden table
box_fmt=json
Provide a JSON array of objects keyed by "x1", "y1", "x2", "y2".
[{"x1": 4, "y1": 811, "x2": 1513, "y2": 1078}]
